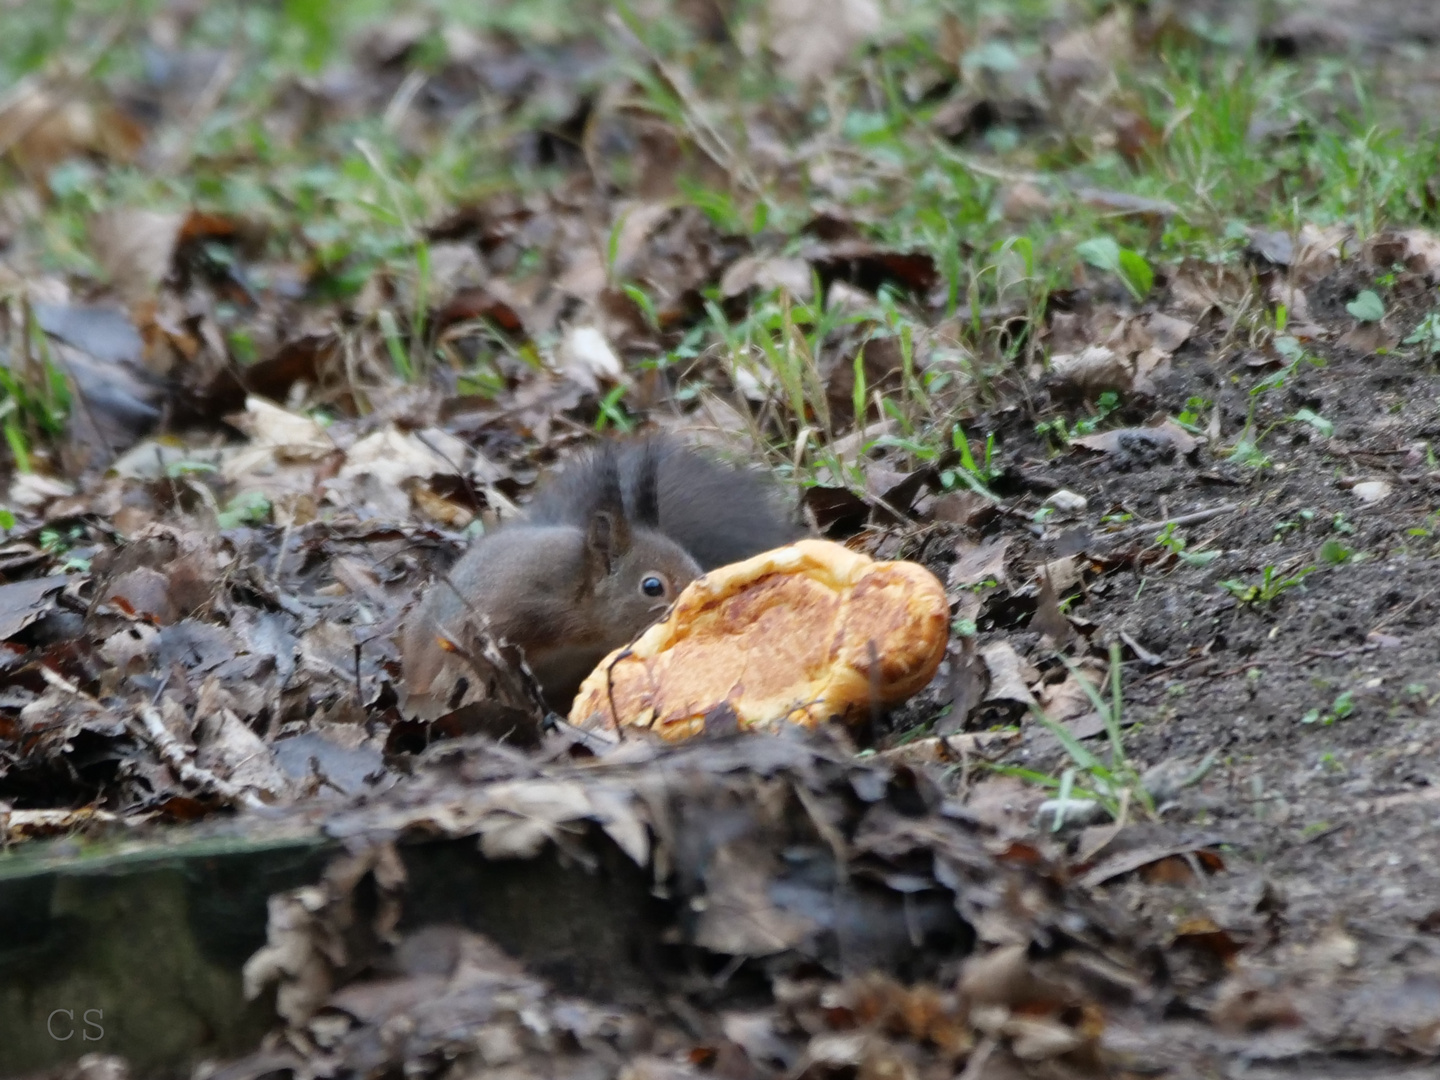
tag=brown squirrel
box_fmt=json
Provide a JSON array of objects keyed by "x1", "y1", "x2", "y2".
[{"x1": 400, "y1": 437, "x2": 803, "y2": 716}]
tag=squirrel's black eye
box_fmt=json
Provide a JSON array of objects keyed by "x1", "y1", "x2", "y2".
[{"x1": 640, "y1": 575, "x2": 667, "y2": 598}]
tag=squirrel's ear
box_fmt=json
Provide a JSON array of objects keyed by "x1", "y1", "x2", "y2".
[{"x1": 585, "y1": 508, "x2": 632, "y2": 577}]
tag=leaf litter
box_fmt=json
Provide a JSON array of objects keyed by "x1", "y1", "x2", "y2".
[{"x1": 4, "y1": 0, "x2": 1440, "y2": 1076}]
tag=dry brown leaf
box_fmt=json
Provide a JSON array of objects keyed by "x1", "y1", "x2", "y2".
[
  {"x1": 1030, "y1": 568, "x2": 1071, "y2": 647},
  {"x1": 1079, "y1": 840, "x2": 1225, "y2": 888},
  {"x1": 1071, "y1": 420, "x2": 1199, "y2": 457},
  {"x1": 241, "y1": 886, "x2": 335, "y2": 1024},
  {"x1": 1037, "y1": 668, "x2": 1101, "y2": 725},
  {"x1": 1034, "y1": 556, "x2": 1081, "y2": 594},
  {"x1": 194, "y1": 703, "x2": 291, "y2": 798},
  {"x1": 1248, "y1": 228, "x2": 1294, "y2": 266},
  {"x1": 719, "y1": 255, "x2": 814, "y2": 300},
  {"x1": 1067, "y1": 312, "x2": 1188, "y2": 397},
  {"x1": 877, "y1": 730, "x2": 1018, "y2": 766},
  {"x1": 105, "y1": 566, "x2": 176, "y2": 624},
  {"x1": 0, "y1": 574, "x2": 70, "y2": 641},
  {"x1": 980, "y1": 643, "x2": 1036, "y2": 708},
  {"x1": 555, "y1": 245, "x2": 607, "y2": 302},
  {"x1": 90, "y1": 209, "x2": 186, "y2": 300},
  {"x1": 556, "y1": 324, "x2": 624, "y2": 392},
  {"x1": 2, "y1": 806, "x2": 137, "y2": 843},
  {"x1": 1339, "y1": 321, "x2": 1397, "y2": 354},
  {"x1": 110, "y1": 440, "x2": 225, "y2": 481},
  {"x1": 1046, "y1": 8, "x2": 1133, "y2": 93},
  {"x1": 0, "y1": 85, "x2": 145, "y2": 177},
  {"x1": 1296, "y1": 923, "x2": 1360, "y2": 977},
  {"x1": 1076, "y1": 186, "x2": 1176, "y2": 219},
  {"x1": 1169, "y1": 259, "x2": 1251, "y2": 318},
  {"x1": 226, "y1": 396, "x2": 335, "y2": 460},
  {"x1": 1003, "y1": 1016, "x2": 1085, "y2": 1060},
  {"x1": 410, "y1": 484, "x2": 475, "y2": 529},
  {"x1": 1267, "y1": 280, "x2": 1316, "y2": 327},
  {"x1": 694, "y1": 841, "x2": 817, "y2": 954},
  {"x1": 1397, "y1": 228, "x2": 1440, "y2": 283},
  {"x1": 1209, "y1": 972, "x2": 1303, "y2": 1033},
  {"x1": 999, "y1": 181, "x2": 1054, "y2": 220},
  {"x1": 950, "y1": 536, "x2": 1011, "y2": 590},
  {"x1": 473, "y1": 779, "x2": 599, "y2": 860},
  {"x1": 32, "y1": 300, "x2": 153, "y2": 418},
  {"x1": 7, "y1": 471, "x2": 76, "y2": 513},
  {"x1": 1291, "y1": 223, "x2": 1352, "y2": 284},
  {"x1": 1145, "y1": 311, "x2": 1196, "y2": 352},
  {"x1": 326, "y1": 426, "x2": 474, "y2": 521},
  {"x1": 768, "y1": 0, "x2": 881, "y2": 84},
  {"x1": 609, "y1": 200, "x2": 675, "y2": 278},
  {"x1": 418, "y1": 241, "x2": 488, "y2": 310},
  {"x1": 960, "y1": 945, "x2": 1043, "y2": 1007},
  {"x1": 930, "y1": 489, "x2": 996, "y2": 528},
  {"x1": 937, "y1": 634, "x2": 986, "y2": 735},
  {"x1": 221, "y1": 397, "x2": 337, "y2": 513},
  {"x1": 1048, "y1": 345, "x2": 1131, "y2": 398}
]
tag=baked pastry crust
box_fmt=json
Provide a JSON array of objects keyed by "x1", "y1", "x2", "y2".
[{"x1": 568, "y1": 539, "x2": 949, "y2": 739}]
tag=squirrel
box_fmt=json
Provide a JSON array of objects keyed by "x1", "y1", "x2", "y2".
[{"x1": 400, "y1": 436, "x2": 803, "y2": 716}]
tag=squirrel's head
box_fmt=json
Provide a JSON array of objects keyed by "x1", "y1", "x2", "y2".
[{"x1": 581, "y1": 508, "x2": 700, "y2": 642}]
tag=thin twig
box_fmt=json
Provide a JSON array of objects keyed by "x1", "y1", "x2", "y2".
[
  {"x1": 133, "y1": 704, "x2": 266, "y2": 809},
  {"x1": 1106, "y1": 502, "x2": 1241, "y2": 542}
]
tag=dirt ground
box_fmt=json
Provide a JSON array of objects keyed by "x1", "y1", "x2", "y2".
[{"x1": 911, "y1": 237, "x2": 1440, "y2": 1071}]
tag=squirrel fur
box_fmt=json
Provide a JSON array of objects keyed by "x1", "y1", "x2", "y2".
[{"x1": 400, "y1": 436, "x2": 802, "y2": 715}]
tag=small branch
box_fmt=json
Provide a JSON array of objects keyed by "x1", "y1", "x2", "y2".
[
  {"x1": 1107, "y1": 502, "x2": 1240, "y2": 542},
  {"x1": 131, "y1": 704, "x2": 267, "y2": 809}
]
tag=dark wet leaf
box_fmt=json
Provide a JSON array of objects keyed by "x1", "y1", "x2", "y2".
[{"x1": 0, "y1": 574, "x2": 71, "y2": 641}]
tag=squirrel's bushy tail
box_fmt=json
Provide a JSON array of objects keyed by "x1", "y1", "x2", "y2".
[{"x1": 526, "y1": 435, "x2": 802, "y2": 570}]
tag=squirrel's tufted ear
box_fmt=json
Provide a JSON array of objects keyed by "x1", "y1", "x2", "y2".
[
  {"x1": 584, "y1": 507, "x2": 632, "y2": 580},
  {"x1": 629, "y1": 437, "x2": 664, "y2": 526}
]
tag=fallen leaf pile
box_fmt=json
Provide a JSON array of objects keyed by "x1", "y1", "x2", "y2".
[
  {"x1": 7, "y1": 1, "x2": 1440, "y2": 1076},
  {"x1": 222, "y1": 734, "x2": 1156, "y2": 1079}
]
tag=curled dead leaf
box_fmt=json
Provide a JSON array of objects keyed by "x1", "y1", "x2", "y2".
[
  {"x1": 90, "y1": 210, "x2": 186, "y2": 299},
  {"x1": 980, "y1": 642, "x2": 1036, "y2": 709},
  {"x1": 1397, "y1": 228, "x2": 1440, "y2": 283},
  {"x1": 1048, "y1": 345, "x2": 1131, "y2": 398},
  {"x1": 1071, "y1": 420, "x2": 1199, "y2": 458},
  {"x1": 557, "y1": 325, "x2": 624, "y2": 392},
  {"x1": 0, "y1": 574, "x2": 71, "y2": 641},
  {"x1": 719, "y1": 255, "x2": 814, "y2": 301}
]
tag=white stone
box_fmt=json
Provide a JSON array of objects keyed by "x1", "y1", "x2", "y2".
[
  {"x1": 1044, "y1": 489, "x2": 1088, "y2": 515},
  {"x1": 1351, "y1": 480, "x2": 1391, "y2": 503}
]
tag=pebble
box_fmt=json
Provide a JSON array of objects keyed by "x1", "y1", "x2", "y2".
[
  {"x1": 1044, "y1": 489, "x2": 1088, "y2": 515},
  {"x1": 1034, "y1": 798, "x2": 1105, "y2": 829},
  {"x1": 1351, "y1": 480, "x2": 1391, "y2": 503}
]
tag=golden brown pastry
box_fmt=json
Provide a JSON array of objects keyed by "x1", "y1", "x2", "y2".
[{"x1": 569, "y1": 539, "x2": 949, "y2": 738}]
